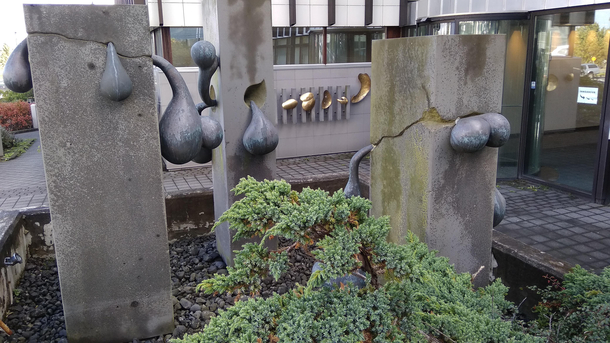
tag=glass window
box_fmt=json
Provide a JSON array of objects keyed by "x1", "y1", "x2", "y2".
[
  {"x1": 431, "y1": 22, "x2": 454, "y2": 35},
  {"x1": 455, "y1": 19, "x2": 529, "y2": 179},
  {"x1": 169, "y1": 27, "x2": 203, "y2": 67},
  {"x1": 272, "y1": 27, "x2": 384, "y2": 64},
  {"x1": 459, "y1": 21, "x2": 498, "y2": 35},
  {"x1": 273, "y1": 27, "x2": 319, "y2": 65},
  {"x1": 326, "y1": 28, "x2": 384, "y2": 63},
  {"x1": 525, "y1": 9, "x2": 610, "y2": 193}
]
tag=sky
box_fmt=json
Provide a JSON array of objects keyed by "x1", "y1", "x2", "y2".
[{"x1": 0, "y1": 0, "x2": 114, "y2": 50}]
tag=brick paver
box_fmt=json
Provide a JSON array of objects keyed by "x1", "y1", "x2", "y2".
[{"x1": 495, "y1": 180, "x2": 610, "y2": 274}]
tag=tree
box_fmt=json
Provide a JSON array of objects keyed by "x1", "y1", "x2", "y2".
[
  {"x1": 0, "y1": 44, "x2": 10, "y2": 71},
  {"x1": 574, "y1": 23, "x2": 609, "y2": 65}
]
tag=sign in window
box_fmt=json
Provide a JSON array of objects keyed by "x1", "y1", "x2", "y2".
[{"x1": 577, "y1": 87, "x2": 598, "y2": 105}]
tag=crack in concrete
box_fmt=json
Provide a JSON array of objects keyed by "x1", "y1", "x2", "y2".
[
  {"x1": 373, "y1": 108, "x2": 452, "y2": 146},
  {"x1": 373, "y1": 116, "x2": 426, "y2": 147},
  {"x1": 373, "y1": 108, "x2": 483, "y2": 147},
  {"x1": 27, "y1": 32, "x2": 151, "y2": 59}
]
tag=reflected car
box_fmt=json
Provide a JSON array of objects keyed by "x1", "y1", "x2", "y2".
[{"x1": 581, "y1": 64, "x2": 601, "y2": 77}]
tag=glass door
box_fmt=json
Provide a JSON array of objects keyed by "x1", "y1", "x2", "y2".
[{"x1": 525, "y1": 9, "x2": 610, "y2": 194}]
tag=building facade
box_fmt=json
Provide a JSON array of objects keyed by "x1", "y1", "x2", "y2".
[{"x1": 138, "y1": 0, "x2": 610, "y2": 203}]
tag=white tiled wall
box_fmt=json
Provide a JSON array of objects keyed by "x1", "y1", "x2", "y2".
[
  {"x1": 156, "y1": 63, "x2": 372, "y2": 159},
  {"x1": 147, "y1": 0, "x2": 204, "y2": 27},
  {"x1": 415, "y1": 0, "x2": 610, "y2": 19},
  {"x1": 269, "y1": 0, "x2": 401, "y2": 27},
  {"x1": 148, "y1": 0, "x2": 401, "y2": 28}
]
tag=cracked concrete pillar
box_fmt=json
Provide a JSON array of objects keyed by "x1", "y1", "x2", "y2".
[
  {"x1": 370, "y1": 36, "x2": 506, "y2": 288},
  {"x1": 203, "y1": 0, "x2": 278, "y2": 266},
  {"x1": 24, "y1": 5, "x2": 173, "y2": 341}
]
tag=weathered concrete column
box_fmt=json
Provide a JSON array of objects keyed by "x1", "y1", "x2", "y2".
[
  {"x1": 25, "y1": 5, "x2": 173, "y2": 341},
  {"x1": 203, "y1": 0, "x2": 278, "y2": 266},
  {"x1": 370, "y1": 36, "x2": 505, "y2": 288}
]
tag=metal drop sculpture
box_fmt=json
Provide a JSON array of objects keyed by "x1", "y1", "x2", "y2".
[
  {"x1": 191, "y1": 40, "x2": 219, "y2": 109},
  {"x1": 351, "y1": 73, "x2": 371, "y2": 104},
  {"x1": 243, "y1": 100, "x2": 279, "y2": 155},
  {"x1": 153, "y1": 55, "x2": 203, "y2": 164},
  {"x1": 3, "y1": 39, "x2": 32, "y2": 93},
  {"x1": 344, "y1": 144, "x2": 374, "y2": 198},
  {"x1": 191, "y1": 115, "x2": 224, "y2": 164},
  {"x1": 99, "y1": 42, "x2": 133, "y2": 102},
  {"x1": 282, "y1": 99, "x2": 298, "y2": 110},
  {"x1": 450, "y1": 113, "x2": 510, "y2": 153},
  {"x1": 322, "y1": 90, "x2": 332, "y2": 110},
  {"x1": 493, "y1": 188, "x2": 506, "y2": 227},
  {"x1": 300, "y1": 92, "x2": 315, "y2": 111}
]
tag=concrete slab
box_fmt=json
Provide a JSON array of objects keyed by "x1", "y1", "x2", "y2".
[{"x1": 25, "y1": 5, "x2": 173, "y2": 342}]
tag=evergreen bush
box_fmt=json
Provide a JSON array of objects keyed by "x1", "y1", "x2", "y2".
[
  {"x1": 1, "y1": 125, "x2": 16, "y2": 149},
  {"x1": 530, "y1": 266, "x2": 610, "y2": 342},
  {"x1": 174, "y1": 177, "x2": 543, "y2": 342}
]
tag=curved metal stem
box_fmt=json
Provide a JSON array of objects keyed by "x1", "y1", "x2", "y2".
[
  {"x1": 196, "y1": 102, "x2": 210, "y2": 114},
  {"x1": 344, "y1": 144, "x2": 374, "y2": 198},
  {"x1": 197, "y1": 58, "x2": 219, "y2": 108},
  {"x1": 152, "y1": 54, "x2": 190, "y2": 99}
]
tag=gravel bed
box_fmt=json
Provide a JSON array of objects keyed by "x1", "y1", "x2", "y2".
[{"x1": 3, "y1": 235, "x2": 314, "y2": 342}]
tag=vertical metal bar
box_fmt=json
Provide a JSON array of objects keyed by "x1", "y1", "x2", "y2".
[
  {"x1": 517, "y1": 14, "x2": 535, "y2": 180},
  {"x1": 157, "y1": 0, "x2": 164, "y2": 26},
  {"x1": 594, "y1": 31, "x2": 610, "y2": 203},
  {"x1": 336, "y1": 86, "x2": 343, "y2": 120},
  {"x1": 281, "y1": 89, "x2": 289, "y2": 124},
  {"x1": 301, "y1": 87, "x2": 307, "y2": 123},
  {"x1": 161, "y1": 27, "x2": 172, "y2": 63},
  {"x1": 329, "y1": 86, "x2": 335, "y2": 122},
  {"x1": 328, "y1": 0, "x2": 336, "y2": 26},
  {"x1": 319, "y1": 87, "x2": 325, "y2": 122},
  {"x1": 399, "y1": 0, "x2": 409, "y2": 27},
  {"x1": 289, "y1": 0, "x2": 296, "y2": 26},
  {"x1": 345, "y1": 85, "x2": 350, "y2": 120},
  {"x1": 365, "y1": 0, "x2": 373, "y2": 25},
  {"x1": 323, "y1": 27, "x2": 327, "y2": 64},
  {"x1": 292, "y1": 88, "x2": 298, "y2": 124},
  {"x1": 313, "y1": 87, "x2": 320, "y2": 122}
]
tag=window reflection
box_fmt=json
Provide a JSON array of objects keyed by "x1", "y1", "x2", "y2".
[
  {"x1": 169, "y1": 27, "x2": 203, "y2": 67},
  {"x1": 272, "y1": 27, "x2": 384, "y2": 65}
]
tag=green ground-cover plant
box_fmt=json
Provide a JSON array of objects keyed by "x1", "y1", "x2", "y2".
[
  {"x1": 175, "y1": 177, "x2": 542, "y2": 342},
  {"x1": 1, "y1": 127, "x2": 34, "y2": 161},
  {"x1": 530, "y1": 266, "x2": 610, "y2": 342}
]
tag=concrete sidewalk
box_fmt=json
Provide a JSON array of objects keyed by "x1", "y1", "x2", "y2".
[{"x1": 0, "y1": 130, "x2": 608, "y2": 274}]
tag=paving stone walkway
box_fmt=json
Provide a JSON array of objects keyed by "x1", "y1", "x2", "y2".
[
  {"x1": 495, "y1": 180, "x2": 610, "y2": 275},
  {"x1": 1, "y1": 131, "x2": 608, "y2": 274}
]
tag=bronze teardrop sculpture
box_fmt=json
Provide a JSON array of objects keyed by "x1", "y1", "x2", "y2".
[
  {"x1": 100, "y1": 42, "x2": 133, "y2": 102},
  {"x1": 337, "y1": 96, "x2": 348, "y2": 105},
  {"x1": 243, "y1": 101, "x2": 279, "y2": 155},
  {"x1": 351, "y1": 73, "x2": 371, "y2": 103},
  {"x1": 3, "y1": 38, "x2": 32, "y2": 93},
  {"x1": 300, "y1": 92, "x2": 315, "y2": 111},
  {"x1": 322, "y1": 90, "x2": 332, "y2": 109},
  {"x1": 282, "y1": 99, "x2": 298, "y2": 110},
  {"x1": 153, "y1": 55, "x2": 203, "y2": 164}
]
